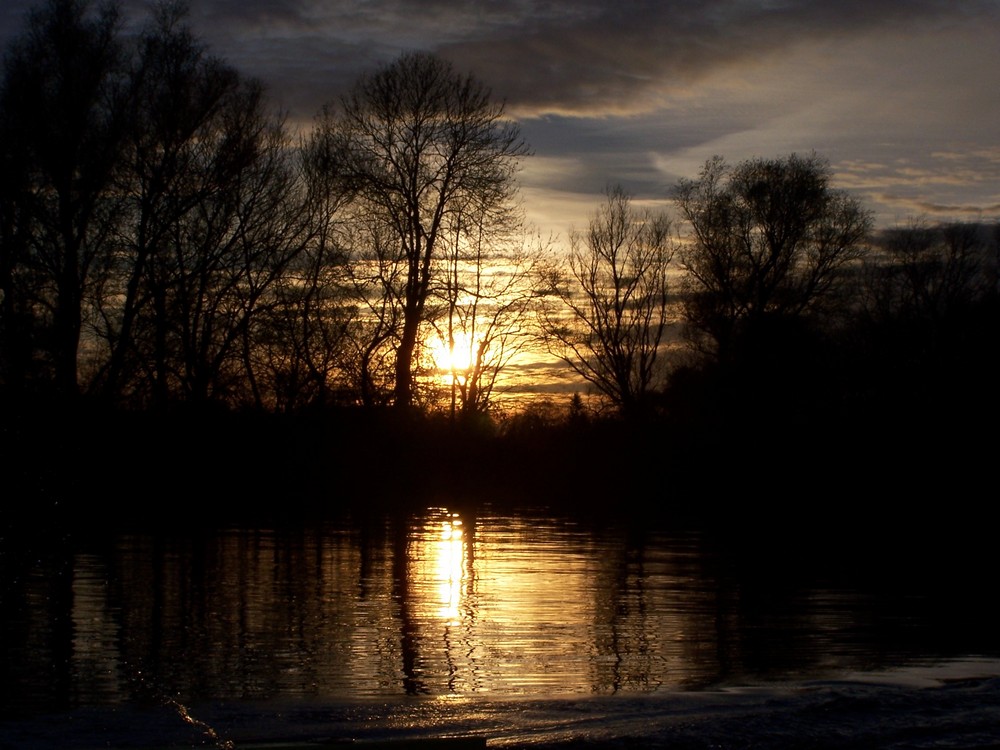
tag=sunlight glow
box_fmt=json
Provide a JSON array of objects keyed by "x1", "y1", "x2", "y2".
[{"x1": 428, "y1": 332, "x2": 475, "y2": 376}]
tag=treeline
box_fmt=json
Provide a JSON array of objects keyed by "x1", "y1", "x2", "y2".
[
  {"x1": 2, "y1": 1, "x2": 998, "y2": 521},
  {"x1": 534, "y1": 151, "x2": 998, "y2": 498},
  {"x1": 1, "y1": 0, "x2": 537, "y2": 416}
]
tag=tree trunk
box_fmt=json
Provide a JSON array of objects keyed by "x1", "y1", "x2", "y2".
[{"x1": 394, "y1": 310, "x2": 420, "y2": 408}]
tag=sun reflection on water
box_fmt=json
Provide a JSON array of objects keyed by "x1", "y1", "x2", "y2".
[
  {"x1": 433, "y1": 514, "x2": 466, "y2": 625},
  {"x1": 5, "y1": 510, "x2": 964, "y2": 716}
]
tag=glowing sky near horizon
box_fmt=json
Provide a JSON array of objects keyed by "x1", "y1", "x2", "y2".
[{"x1": 2, "y1": 0, "x2": 999, "y2": 246}]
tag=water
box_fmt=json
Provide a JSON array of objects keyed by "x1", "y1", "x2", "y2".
[{"x1": 2, "y1": 503, "x2": 999, "y2": 748}]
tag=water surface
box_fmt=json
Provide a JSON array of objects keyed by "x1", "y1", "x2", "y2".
[{"x1": 2, "y1": 503, "x2": 998, "y2": 748}]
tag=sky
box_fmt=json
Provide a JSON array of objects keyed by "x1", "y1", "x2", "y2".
[{"x1": 2, "y1": 0, "x2": 999, "y2": 243}]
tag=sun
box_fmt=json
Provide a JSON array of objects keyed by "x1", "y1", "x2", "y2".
[{"x1": 428, "y1": 331, "x2": 475, "y2": 374}]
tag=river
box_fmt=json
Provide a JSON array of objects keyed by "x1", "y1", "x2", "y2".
[{"x1": 2, "y1": 503, "x2": 998, "y2": 748}]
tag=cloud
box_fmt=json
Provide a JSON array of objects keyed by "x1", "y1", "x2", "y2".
[
  {"x1": 85, "y1": 0, "x2": 992, "y2": 125},
  {"x1": 2, "y1": 0, "x2": 998, "y2": 232},
  {"x1": 434, "y1": 0, "x2": 998, "y2": 118}
]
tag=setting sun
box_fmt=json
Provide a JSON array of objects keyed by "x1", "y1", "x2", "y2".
[{"x1": 428, "y1": 332, "x2": 476, "y2": 375}]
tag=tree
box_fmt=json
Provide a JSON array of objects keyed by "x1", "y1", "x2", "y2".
[
  {"x1": 87, "y1": 2, "x2": 313, "y2": 408},
  {"x1": 428, "y1": 202, "x2": 549, "y2": 420},
  {"x1": 86, "y1": 1, "x2": 235, "y2": 404},
  {"x1": 0, "y1": 77, "x2": 37, "y2": 396},
  {"x1": 245, "y1": 131, "x2": 355, "y2": 412},
  {"x1": 673, "y1": 153, "x2": 872, "y2": 364},
  {"x1": 542, "y1": 185, "x2": 674, "y2": 416},
  {"x1": 0, "y1": 0, "x2": 128, "y2": 399},
  {"x1": 315, "y1": 52, "x2": 529, "y2": 409},
  {"x1": 855, "y1": 219, "x2": 998, "y2": 401},
  {"x1": 144, "y1": 86, "x2": 308, "y2": 407},
  {"x1": 863, "y1": 220, "x2": 996, "y2": 327},
  {"x1": 334, "y1": 208, "x2": 407, "y2": 408}
]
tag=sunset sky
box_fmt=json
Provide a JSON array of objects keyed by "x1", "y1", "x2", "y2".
[{"x1": 2, "y1": 0, "x2": 999, "y2": 244}]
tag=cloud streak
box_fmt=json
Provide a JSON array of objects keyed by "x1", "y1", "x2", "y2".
[
  {"x1": 172, "y1": 0, "x2": 995, "y2": 118},
  {"x1": 439, "y1": 0, "x2": 968, "y2": 117},
  {"x1": 2, "y1": 0, "x2": 998, "y2": 235}
]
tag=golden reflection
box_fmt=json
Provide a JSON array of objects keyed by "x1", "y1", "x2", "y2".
[
  {"x1": 40, "y1": 516, "x2": 737, "y2": 704},
  {"x1": 433, "y1": 513, "x2": 466, "y2": 624}
]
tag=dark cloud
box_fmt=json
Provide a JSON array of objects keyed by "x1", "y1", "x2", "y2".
[
  {"x1": 435, "y1": 0, "x2": 996, "y2": 116},
  {"x1": 3, "y1": 0, "x2": 994, "y2": 121},
  {"x1": 195, "y1": 0, "x2": 311, "y2": 27},
  {"x1": 1, "y1": 0, "x2": 998, "y2": 231},
  {"x1": 912, "y1": 200, "x2": 1000, "y2": 216}
]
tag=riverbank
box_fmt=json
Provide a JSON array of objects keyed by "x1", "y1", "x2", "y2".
[
  {"x1": 2, "y1": 399, "x2": 992, "y2": 535},
  {"x1": 3, "y1": 664, "x2": 1000, "y2": 749}
]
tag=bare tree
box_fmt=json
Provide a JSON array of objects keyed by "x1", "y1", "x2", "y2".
[
  {"x1": 154, "y1": 94, "x2": 307, "y2": 407},
  {"x1": 90, "y1": 1, "x2": 242, "y2": 404},
  {"x1": 87, "y1": 3, "x2": 312, "y2": 408},
  {"x1": 542, "y1": 185, "x2": 674, "y2": 416},
  {"x1": 314, "y1": 52, "x2": 529, "y2": 409},
  {"x1": 244, "y1": 133, "x2": 355, "y2": 412},
  {"x1": 673, "y1": 153, "x2": 872, "y2": 363},
  {"x1": 0, "y1": 80, "x2": 37, "y2": 396},
  {"x1": 339, "y1": 210, "x2": 405, "y2": 408},
  {"x1": 863, "y1": 220, "x2": 995, "y2": 325},
  {"x1": 248, "y1": 246, "x2": 354, "y2": 412},
  {"x1": 428, "y1": 201, "x2": 549, "y2": 420},
  {"x1": 0, "y1": 0, "x2": 128, "y2": 399},
  {"x1": 855, "y1": 219, "x2": 998, "y2": 386}
]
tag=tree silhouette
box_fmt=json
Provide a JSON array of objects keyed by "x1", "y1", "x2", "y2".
[
  {"x1": 313, "y1": 52, "x2": 529, "y2": 409},
  {"x1": 542, "y1": 185, "x2": 674, "y2": 416},
  {"x1": 0, "y1": 0, "x2": 128, "y2": 399},
  {"x1": 86, "y1": 3, "x2": 312, "y2": 408},
  {"x1": 853, "y1": 219, "x2": 999, "y2": 419},
  {"x1": 429, "y1": 201, "x2": 549, "y2": 420},
  {"x1": 248, "y1": 136, "x2": 354, "y2": 412},
  {"x1": 673, "y1": 153, "x2": 871, "y2": 365}
]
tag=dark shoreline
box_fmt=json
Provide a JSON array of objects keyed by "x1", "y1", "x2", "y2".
[
  {"x1": 3, "y1": 669, "x2": 1000, "y2": 750},
  {"x1": 2, "y1": 398, "x2": 993, "y2": 539}
]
